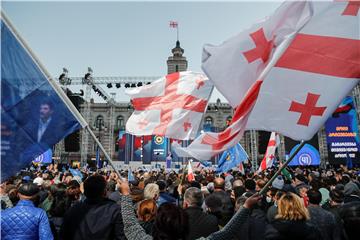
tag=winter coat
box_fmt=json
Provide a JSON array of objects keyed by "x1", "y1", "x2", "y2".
[
  {"x1": 1, "y1": 199, "x2": 53, "y2": 240},
  {"x1": 60, "y1": 197, "x2": 126, "y2": 240},
  {"x1": 265, "y1": 219, "x2": 322, "y2": 240},
  {"x1": 185, "y1": 206, "x2": 219, "y2": 240}
]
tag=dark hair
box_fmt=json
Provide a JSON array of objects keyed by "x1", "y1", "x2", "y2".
[
  {"x1": 190, "y1": 181, "x2": 201, "y2": 189},
  {"x1": 244, "y1": 179, "x2": 256, "y2": 191},
  {"x1": 40, "y1": 99, "x2": 54, "y2": 110},
  {"x1": 18, "y1": 183, "x2": 39, "y2": 197},
  {"x1": 84, "y1": 175, "x2": 106, "y2": 199},
  {"x1": 330, "y1": 189, "x2": 344, "y2": 203},
  {"x1": 307, "y1": 189, "x2": 322, "y2": 205},
  {"x1": 233, "y1": 186, "x2": 246, "y2": 200},
  {"x1": 152, "y1": 203, "x2": 189, "y2": 240},
  {"x1": 156, "y1": 180, "x2": 166, "y2": 191}
]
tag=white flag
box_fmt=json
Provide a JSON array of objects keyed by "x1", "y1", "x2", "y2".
[
  {"x1": 173, "y1": 1, "x2": 312, "y2": 159},
  {"x1": 258, "y1": 132, "x2": 280, "y2": 172},
  {"x1": 126, "y1": 71, "x2": 213, "y2": 140},
  {"x1": 246, "y1": 1, "x2": 360, "y2": 140}
]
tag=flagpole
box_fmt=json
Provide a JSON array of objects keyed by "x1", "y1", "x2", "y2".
[
  {"x1": 1, "y1": 11, "x2": 123, "y2": 179},
  {"x1": 259, "y1": 140, "x2": 306, "y2": 195}
]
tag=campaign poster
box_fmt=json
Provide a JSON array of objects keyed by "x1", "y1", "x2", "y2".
[
  {"x1": 117, "y1": 132, "x2": 128, "y2": 162},
  {"x1": 285, "y1": 135, "x2": 321, "y2": 166},
  {"x1": 151, "y1": 135, "x2": 168, "y2": 161},
  {"x1": 325, "y1": 96, "x2": 360, "y2": 165},
  {"x1": 132, "y1": 136, "x2": 142, "y2": 161},
  {"x1": 142, "y1": 136, "x2": 152, "y2": 164}
]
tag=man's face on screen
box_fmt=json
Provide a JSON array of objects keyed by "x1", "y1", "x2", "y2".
[{"x1": 40, "y1": 104, "x2": 53, "y2": 121}]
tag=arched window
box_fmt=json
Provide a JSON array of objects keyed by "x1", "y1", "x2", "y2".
[
  {"x1": 205, "y1": 116, "x2": 213, "y2": 125},
  {"x1": 116, "y1": 115, "x2": 124, "y2": 129},
  {"x1": 95, "y1": 115, "x2": 104, "y2": 129}
]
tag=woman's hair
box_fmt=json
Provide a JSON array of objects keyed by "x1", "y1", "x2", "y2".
[
  {"x1": 152, "y1": 203, "x2": 189, "y2": 240},
  {"x1": 137, "y1": 199, "x2": 157, "y2": 222},
  {"x1": 276, "y1": 192, "x2": 309, "y2": 221}
]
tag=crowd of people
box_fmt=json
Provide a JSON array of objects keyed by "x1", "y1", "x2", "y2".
[{"x1": 1, "y1": 162, "x2": 360, "y2": 240}]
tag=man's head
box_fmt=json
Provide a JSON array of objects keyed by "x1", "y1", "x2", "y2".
[
  {"x1": 213, "y1": 178, "x2": 225, "y2": 191},
  {"x1": 244, "y1": 179, "x2": 256, "y2": 192},
  {"x1": 307, "y1": 189, "x2": 322, "y2": 205},
  {"x1": 83, "y1": 175, "x2": 107, "y2": 199},
  {"x1": 183, "y1": 187, "x2": 204, "y2": 208},
  {"x1": 18, "y1": 183, "x2": 40, "y2": 200},
  {"x1": 144, "y1": 183, "x2": 160, "y2": 200},
  {"x1": 39, "y1": 101, "x2": 54, "y2": 121}
]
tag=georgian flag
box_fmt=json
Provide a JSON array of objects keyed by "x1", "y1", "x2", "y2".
[
  {"x1": 258, "y1": 132, "x2": 280, "y2": 172},
  {"x1": 246, "y1": 1, "x2": 360, "y2": 140},
  {"x1": 173, "y1": 1, "x2": 312, "y2": 160},
  {"x1": 187, "y1": 161, "x2": 195, "y2": 182},
  {"x1": 126, "y1": 71, "x2": 213, "y2": 140}
]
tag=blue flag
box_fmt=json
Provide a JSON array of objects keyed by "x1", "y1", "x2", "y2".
[
  {"x1": 96, "y1": 147, "x2": 102, "y2": 169},
  {"x1": 346, "y1": 152, "x2": 353, "y2": 169},
  {"x1": 1, "y1": 18, "x2": 82, "y2": 182},
  {"x1": 128, "y1": 169, "x2": 135, "y2": 182},
  {"x1": 69, "y1": 168, "x2": 83, "y2": 179},
  {"x1": 216, "y1": 143, "x2": 248, "y2": 173}
]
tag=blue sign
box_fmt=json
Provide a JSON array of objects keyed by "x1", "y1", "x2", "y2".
[
  {"x1": 32, "y1": 149, "x2": 52, "y2": 164},
  {"x1": 287, "y1": 143, "x2": 320, "y2": 166},
  {"x1": 151, "y1": 135, "x2": 168, "y2": 161},
  {"x1": 325, "y1": 96, "x2": 360, "y2": 165}
]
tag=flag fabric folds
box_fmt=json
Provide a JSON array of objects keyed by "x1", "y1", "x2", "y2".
[
  {"x1": 174, "y1": 1, "x2": 360, "y2": 159},
  {"x1": 246, "y1": 1, "x2": 360, "y2": 140},
  {"x1": 216, "y1": 143, "x2": 248, "y2": 173},
  {"x1": 187, "y1": 161, "x2": 195, "y2": 182},
  {"x1": 126, "y1": 71, "x2": 213, "y2": 140},
  {"x1": 1, "y1": 16, "x2": 83, "y2": 182},
  {"x1": 202, "y1": 1, "x2": 312, "y2": 108},
  {"x1": 173, "y1": 1, "x2": 312, "y2": 160},
  {"x1": 258, "y1": 132, "x2": 280, "y2": 172}
]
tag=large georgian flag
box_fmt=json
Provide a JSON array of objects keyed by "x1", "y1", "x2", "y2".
[
  {"x1": 246, "y1": 1, "x2": 360, "y2": 140},
  {"x1": 202, "y1": 1, "x2": 312, "y2": 108},
  {"x1": 126, "y1": 71, "x2": 213, "y2": 140},
  {"x1": 173, "y1": 1, "x2": 312, "y2": 160},
  {"x1": 258, "y1": 132, "x2": 280, "y2": 172}
]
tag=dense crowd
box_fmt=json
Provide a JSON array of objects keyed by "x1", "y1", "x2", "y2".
[{"x1": 1, "y1": 162, "x2": 360, "y2": 240}]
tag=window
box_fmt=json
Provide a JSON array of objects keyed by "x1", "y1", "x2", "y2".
[
  {"x1": 95, "y1": 115, "x2": 104, "y2": 129},
  {"x1": 116, "y1": 115, "x2": 124, "y2": 129},
  {"x1": 205, "y1": 116, "x2": 213, "y2": 125},
  {"x1": 175, "y1": 65, "x2": 179, "y2": 72}
]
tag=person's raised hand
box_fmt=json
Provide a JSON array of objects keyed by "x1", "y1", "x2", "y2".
[
  {"x1": 117, "y1": 178, "x2": 130, "y2": 196},
  {"x1": 243, "y1": 193, "x2": 262, "y2": 209}
]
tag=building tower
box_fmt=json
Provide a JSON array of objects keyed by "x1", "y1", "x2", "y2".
[{"x1": 167, "y1": 40, "x2": 188, "y2": 74}]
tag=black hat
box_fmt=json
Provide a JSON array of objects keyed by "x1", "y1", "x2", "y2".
[{"x1": 18, "y1": 183, "x2": 40, "y2": 197}]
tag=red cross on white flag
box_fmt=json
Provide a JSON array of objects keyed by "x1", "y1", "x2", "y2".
[
  {"x1": 126, "y1": 71, "x2": 213, "y2": 140},
  {"x1": 258, "y1": 132, "x2": 280, "y2": 172},
  {"x1": 246, "y1": 1, "x2": 360, "y2": 141},
  {"x1": 174, "y1": 1, "x2": 360, "y2": 160}
]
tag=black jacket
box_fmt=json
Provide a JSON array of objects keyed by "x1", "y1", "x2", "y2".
[
  {"x1": 234, "y1": 208, "x2": 267, "y2": 240},
  {"x1": 185, "y1": 206, "x2": 219, "y2": 240},
  {"x1": 265, "y1": 219, "x2": 322, "y2": 240},
  {"x1": 60, "y1": 198, "x2": 126, "y2": 240}
]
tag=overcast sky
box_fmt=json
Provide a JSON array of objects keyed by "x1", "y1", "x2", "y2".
[{"x1": 2, "y1": 0, "x2": 282, "y2": 102}]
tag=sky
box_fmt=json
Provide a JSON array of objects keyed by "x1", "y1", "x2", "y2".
[{"x1": 2, "y1": 0, "x2": 282, "y2": 103}]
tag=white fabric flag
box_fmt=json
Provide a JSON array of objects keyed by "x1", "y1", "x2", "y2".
[
  {"x1": 173, "y1": 1, "x2": 312, "y2": 160},
  {"x1": 258, "y1": 132, "x2": 280, "y2": 172},
  {"x1": 202, "y1": 1, "x2": 312, "y2": 108},
  {"x1": 246, "y1": 1, "x2": 360, "y2": 140},
  {"x1": 126, "y1": 71, "x2": 213, "y2": 140}
]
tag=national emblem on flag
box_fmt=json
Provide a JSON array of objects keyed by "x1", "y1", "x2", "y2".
[
  {"x1": 258, "y1": 132, "x2": 280, "y2": 172},
  {"x1": 126, "y1": 71, "x2": 213, "y2": 140},
  {"x1": 187, "y1": 161, "x2": 195, "y2": 182}
]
